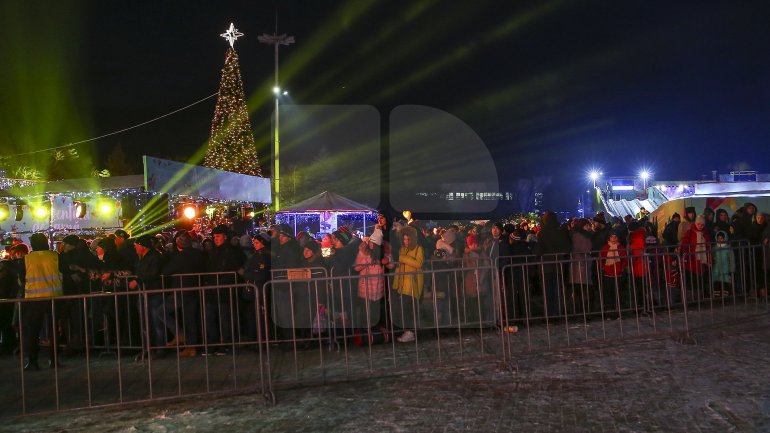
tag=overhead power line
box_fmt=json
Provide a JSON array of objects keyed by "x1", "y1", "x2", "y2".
[{"x1": 6, "y1": 92, "x2": 218, "y2": 157}]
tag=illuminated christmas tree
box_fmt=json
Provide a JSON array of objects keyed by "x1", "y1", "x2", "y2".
[{"x1": 204, "y1": 24, "x2": 262, "y2": 176}]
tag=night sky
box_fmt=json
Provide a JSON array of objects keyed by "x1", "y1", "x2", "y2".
[{"x1": 2, "y1": 1, "x2": 769, "y2": 211}]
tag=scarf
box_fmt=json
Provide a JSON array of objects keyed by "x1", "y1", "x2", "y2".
[
  {"x1": 605, "y1": 240, "x2": 620, "y2": 266},
  {"x1": 695, "y1": 229, "x2": 708, "y2": 264}
]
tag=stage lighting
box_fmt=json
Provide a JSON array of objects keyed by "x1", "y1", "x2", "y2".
[
  {"x1": 183, "y1": 205, "x2": 197, "y2": 220},
  {"x1": 14, "y1": 205, "x2": 23, "y2": 221},
  {"x1": 97, "y1": 201, "x2": 114, "y2": 215},
  {"x1": 74, "y1": 202, "x2": 87, "y2": 218},
  {"x1": 32, "y1": 205, "x2": 49, "y2": 220},
  {"x1": 0, "y1": 204, "x2": 8, "y2": 222}
]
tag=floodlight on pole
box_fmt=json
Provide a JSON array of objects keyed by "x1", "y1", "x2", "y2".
[
  {"x1": 589, "y1": 170, "x2": 600, "y2": 188},
  {"x1": 639, "y1": 170, "x2": 651, "y2": 194},
  {"x1": 259, "y1": 25, "x2": 295, "y2": 213}
]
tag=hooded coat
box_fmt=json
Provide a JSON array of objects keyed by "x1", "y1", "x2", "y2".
[
  {"x1": 714, "y1": 209, "x2": 731, "y2": 239},
  {"x1": 393, "y1": 225, "x2": 424, "y2": 299},
  {"x1": 712, "y1": 231, "x2": 735, "y2": 284},
  {"x1": 677, "y1": 207, "x2": 696, "y2": 242}
]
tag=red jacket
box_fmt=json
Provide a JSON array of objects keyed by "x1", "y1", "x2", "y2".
[
  {"x1": 628, "y1": 228, "x2": 647, "y2": 277},
  {"x1": 680, "y1": 227, "x2": 712, "y2": 273},
  {"x1": 600, "y1": 244, "x2": 628, "y2": 277}
]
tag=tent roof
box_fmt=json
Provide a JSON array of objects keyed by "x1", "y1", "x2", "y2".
[{"x1": 278, "y1": 191, "x2": 376, "y2": 213}]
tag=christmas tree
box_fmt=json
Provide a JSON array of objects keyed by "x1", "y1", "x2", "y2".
[{"x1": 204, "y1": 26, "x2": 262, "y2": 176}]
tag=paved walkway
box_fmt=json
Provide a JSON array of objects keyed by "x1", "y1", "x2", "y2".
[{"x1": 4, "y1": 306, "x2": 770, "y2": 432}]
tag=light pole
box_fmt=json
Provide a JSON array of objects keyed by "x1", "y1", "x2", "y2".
[
  {"x1": 640, "y1": 170, "x2": 650, "y2": 196},
  {"x1": 589, "y1": 170, "x2": 600, "y2": 189},
  {"x1": 258, "y1": 31, "x2": 294, "y2": 212}
]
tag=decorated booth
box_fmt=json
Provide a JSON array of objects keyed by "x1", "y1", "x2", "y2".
[
  {"x1": 275, "y1": 191, "x2": 377, "y2": 237},
  {"x1": 0, "y1": 156, "x2": 272, "y2": 246}
]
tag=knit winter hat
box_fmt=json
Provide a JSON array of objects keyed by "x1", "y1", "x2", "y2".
[
  {"x1": 135, "y1": 235, "x2": 153, "y2": 248},
  {"x1": 61, "y1": 235, "x2": 80, "y2": 246},
  {"x1": 277, "y1": 223, "x2": 293, "y2": 238},
  {"x1": 252, "y1": 232, "x2": 272, "y2": 246},
  {"x1": 304, "y1": 241, "x2": 320, "y2": 254},
  {"x1": 212, "y1": 224, "x2": 229, "y2": 236},
  {"x1": 368, "y1": 227, "x2": 384, "y2": 246},
  {"x1": 333, "y1": 230, "x2": 352, "y2": 246},
  {"x1": 175, "y1": 231, "x2": 193, "y2": 249}
]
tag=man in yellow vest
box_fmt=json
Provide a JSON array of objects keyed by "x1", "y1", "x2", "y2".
[{"x1": 21, "y1": 233, "x2": 63, "y2": 371}]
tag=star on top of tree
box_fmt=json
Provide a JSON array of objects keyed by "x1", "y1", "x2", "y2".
[{"x1": 220, "y1": 23, "x2": 244, "y2": 48}]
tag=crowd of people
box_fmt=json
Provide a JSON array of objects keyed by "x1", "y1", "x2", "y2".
[{"x1": 1, "y1": 202, "x2": 769, "y2": 370}]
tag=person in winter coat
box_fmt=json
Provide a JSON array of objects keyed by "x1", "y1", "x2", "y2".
[
  {"x1": 128, "y1": 235, "x2": 165, "y2": 358},
  {"x1": 591, "y1": 212, "x2": 611, "y2": 252},
  {"x1": 680, "y1": 214, "x2": 712, "y2": 301},
  {"x1": 161, "y1": 231, "x2": 207, "y2": 357},
  {"x1": 711, "y1": 230, "x2": 735, "y2": 297},
  {"x1": 353, "y1": 228, "x2": 389, "y2": 329},
  {"x1": 533, "y1": 211, "x2": 571, "y2": 319},
  {"x1": 392, "y1": 225, "x2": 424, "y2": 342},
  {"x1": 203, "y1": 225, "x2": 245, "y2": 355},
  {"x1": 627, "y1": 222, "x2": 648, "y2": 312},
  {"x1": 20, "y1": 233, "x2": 64, "y2": 370},
  {"x1": 678, "y1": 207, "x2": 697, "y2": 243},
  {"x1": 240, "y1": 233, "x2": 273, "y2": 344},
  {"x1": 662, "y1": 213, "x2": 681, "y2": 250},
  {"x1": 761, "y1": 223, "x2": 770, "y2": 299},
  {"x1": 600, "y1": 231, "x2": 628, "y2": 315},
  {"x1": 429, "y1": 228, "x2": 462, "y2": 326},
  {"x1": 569, "y1": 219, "x2": 594, "y2": 315},
  {"x1": 714, "y1": 209, "x2": 731, "y2": 240}
]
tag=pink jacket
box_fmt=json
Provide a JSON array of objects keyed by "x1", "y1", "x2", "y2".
[{"x1": 355, "y1": 250, "x2": 385, "y2": 301}]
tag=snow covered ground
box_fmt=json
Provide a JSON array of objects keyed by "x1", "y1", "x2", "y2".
[{"x1": 6, "y1": 311, "x2": 770, "y2": 432}]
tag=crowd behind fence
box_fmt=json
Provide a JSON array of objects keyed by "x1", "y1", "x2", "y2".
[{"x1": 0, "y1": 240, "x2": 767, "y2": 417}]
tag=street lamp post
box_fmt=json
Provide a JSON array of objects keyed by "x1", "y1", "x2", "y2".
[
  {"x1": 258, "y1": 31, "x2": 294, "y2": 212},
  {"x1": 640, "y1": 170, "x2": 650, "y2": 197},
  {"x1": 589, "y1": 170, "x2": 601, "y2": 189}
]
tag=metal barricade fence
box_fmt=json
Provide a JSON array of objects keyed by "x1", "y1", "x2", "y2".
[
  {"x1": 496, "y1": 242, "x2": 769, "y2": 360},
  {"x1": 0, "y1": 280, "x2": 270, "y2": 417},
  {"x1": 2, "y1": 244, "x2": 768, "y2": 417},
  {"x1": 259, "y1": 261, "x2": 502, "y2": 389}
]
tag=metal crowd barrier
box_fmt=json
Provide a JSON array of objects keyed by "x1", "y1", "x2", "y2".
[
  {"x1": 0, "y1": 279, "x2": 270, "y2": 417},
  {"x1": 259, "y1": 261, "x2": 502, "y2": 391},
  {"x1": 1, "y1": 243, "x2": 768, "y2": 417},
  {"x1": 496, "y1": 241, "x2": 769, "y2": 360}
]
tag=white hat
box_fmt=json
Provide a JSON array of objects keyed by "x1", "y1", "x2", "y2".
[{"x1": 369, "y1": 227, "x2": 383, "y2": 246}]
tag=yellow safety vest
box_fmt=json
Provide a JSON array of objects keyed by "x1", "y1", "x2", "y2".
[{"x1": 24, "y1": 250, "x2": 63, "y2": 299}]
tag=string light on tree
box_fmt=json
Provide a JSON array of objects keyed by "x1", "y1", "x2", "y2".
[{"x1": 204, "y1": 23, "x2": 262, "y2": 177}]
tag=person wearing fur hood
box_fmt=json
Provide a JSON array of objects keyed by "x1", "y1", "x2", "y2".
[{"x1": 392, "y1": 225, "x2": 424, "y2": 342}]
